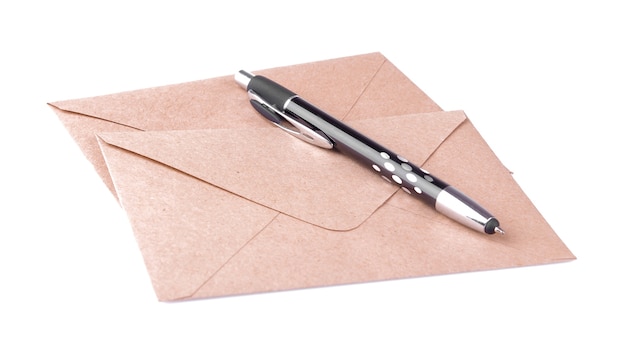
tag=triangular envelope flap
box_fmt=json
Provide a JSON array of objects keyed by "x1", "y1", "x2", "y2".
[
  {"x1": 49, "y1": 53, "x2": 392, "y2": 132},
  {"x1": 97, "y1": 111, "x2": 467, "y2": 231}
]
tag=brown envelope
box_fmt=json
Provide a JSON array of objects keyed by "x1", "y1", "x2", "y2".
[{"x1": 49, "y1": 53, "x2": 575, "y2": 301}]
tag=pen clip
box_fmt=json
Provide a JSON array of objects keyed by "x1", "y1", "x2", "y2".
[{"x1": 247, "y1": 90, "x2": 333, "y2": 149}]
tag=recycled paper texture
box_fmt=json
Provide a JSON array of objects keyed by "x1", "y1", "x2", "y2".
[{"x1": 50, "y1": 53, "x2": 575, "y2": 301}]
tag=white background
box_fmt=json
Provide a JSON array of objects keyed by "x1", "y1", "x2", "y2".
[{"x1": 2, "y1": 1, "x2": 624, "y2": 356}]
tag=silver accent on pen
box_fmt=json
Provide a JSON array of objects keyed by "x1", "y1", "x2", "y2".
[
  {"x1": 235, "y1": 69, "x2": 504, "y2": 235},
  {"x1": 235, "y1": 70, "x2": 254, "y2": 89},
  {"x1": 247, "y1": 90, "x2": 333, "y2": 149},
  {"x1": 435, "y1": 187, "x2": 503, "y2": 234}
]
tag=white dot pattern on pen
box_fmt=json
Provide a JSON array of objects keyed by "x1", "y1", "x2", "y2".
[
  {"x1": 384, "y1": 162, "x2": 395, "y2": 172},
  {"x1": 375, "y1": 152, "x2": 427, "y2": 194}
]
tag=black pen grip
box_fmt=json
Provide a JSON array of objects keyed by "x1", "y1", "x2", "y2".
[{"x1": 247, "y1": 75, "x2": 297, "y2": 109}]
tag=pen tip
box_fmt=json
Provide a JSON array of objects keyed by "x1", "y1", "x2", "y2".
[{"x1": 494, "y1": 227, "x2": 505, "y2": 235}]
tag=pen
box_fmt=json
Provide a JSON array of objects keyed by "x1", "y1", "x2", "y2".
[{"x1": 234, "y1": 70, "x2": 505, "y2": 235}]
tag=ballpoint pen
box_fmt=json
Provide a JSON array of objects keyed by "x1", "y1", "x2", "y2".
[{"x1": 234, "y1": 70, "x2": 505, "y2": 235}]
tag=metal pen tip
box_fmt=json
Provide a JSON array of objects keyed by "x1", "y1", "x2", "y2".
[{"x1": 494, "y1": 227, "x2": 505, "y2": 235}]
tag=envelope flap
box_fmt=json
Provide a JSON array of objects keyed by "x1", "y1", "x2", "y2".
[
  {"x1": 97, "y1": 111, "x2": 467, "y2": 231},
  {"x1": 50, "y1": 53, "x2": 420, "y2": 132}
]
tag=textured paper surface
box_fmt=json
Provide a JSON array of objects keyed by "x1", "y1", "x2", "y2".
[{"x1": 50, "y1": 53, "x2": 575, "y2": 301}]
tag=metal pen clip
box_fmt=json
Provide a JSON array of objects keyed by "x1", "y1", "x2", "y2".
[{"x1": 247, "y1": 90, "x2": 333, "y2": 149}]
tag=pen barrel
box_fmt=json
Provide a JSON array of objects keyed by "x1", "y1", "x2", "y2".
[
  {"x1": 285, "y1": 97, "x2": 501, "y2": 234},
  {"x1": 285, "y1": 97, "x2": 447, "y2": 207},
  {"x1": 241, "y1": 73, "x2": 502, "y2": 235}
]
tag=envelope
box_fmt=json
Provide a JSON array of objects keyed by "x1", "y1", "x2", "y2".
[{"x1": 49, "y1": 53, "x2": 575, "y2": 301}]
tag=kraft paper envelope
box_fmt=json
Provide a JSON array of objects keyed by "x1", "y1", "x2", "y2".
[{"x1": 49, "y1": 53, "x2": 575, "y2": 301}]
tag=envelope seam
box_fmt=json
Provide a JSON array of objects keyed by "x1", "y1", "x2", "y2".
[
  {"x1": 186, "y1": 212, "x2": 281, "y2": 300},
  {"x1": 98, "y1": 129, "x2": 392, "y2": 232},
  {"x1": 48, "y1": 103, "x2": 144, "y2": 131},
  {"x1": 95, "y1": 137, "x2": 123, "y2": 202},
  {"x1": 340, "y1": 58, "x2": 387, "y2": 120},
  {"x1": 421, "y1": 117, "x2": 468, "y2": 168}
]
